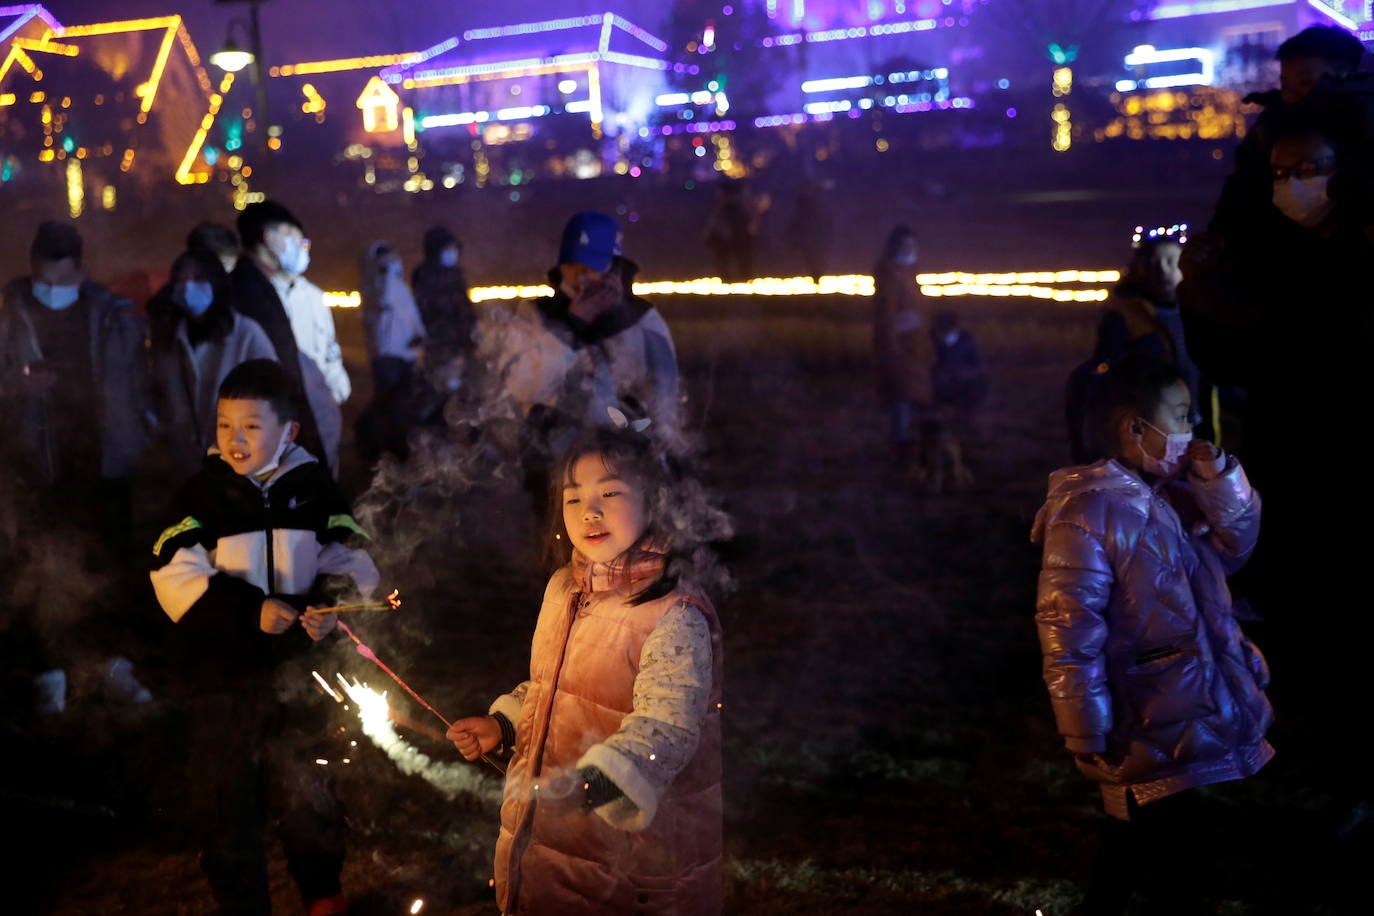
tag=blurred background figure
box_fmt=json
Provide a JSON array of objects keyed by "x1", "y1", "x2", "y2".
[
  {"x1": 357, "y1": 241, "x2": 427, "y2": 465},
  {"x1": 704, "y1": 180, "x2": 767, "y2": 281},
  {"x1": 787, "y1": 176, "x2": 832, "y2": 281},
  {"x1": 1066, "y1": 231, "x2": 1210, "y2": 464},
  {"x1": 929, "y1": 310, "x2": 987, "y2": 493},
  {"x1": 0, "y1": 221, "x2": 151, "y2": 715},
  {"x1": 411, "y1": 225, "x2": 474, "y2": 391},
  {"x1": 146, "y1": 246, "x2": 276, "y2": 482},
  {"x1": 186, "y1": 222, "x2": 244, "y2": 277},
  {"x1": 871, "y1": 225, "x2": 932, "y2": 479}
]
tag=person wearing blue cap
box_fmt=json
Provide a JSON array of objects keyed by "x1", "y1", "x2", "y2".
[{"x1": 482, "y1": 211, "x2": 680, "y2": 434}]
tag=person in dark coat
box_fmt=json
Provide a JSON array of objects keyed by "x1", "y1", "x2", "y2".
[
  {"x1": 230, "y1": 200, "x2": 327, "y2": 464},
  {"x1": 411, "y1": 225, "x2": 474, "y2": 390},
  {"x1": 1208, "y1": 25, "x2": 1368, "y2": 247},
  {"x1": 1182, "y1": 108, "x2": 1374, "y2": 869},
  {"x1": 0, "y1": 222, "x2": 152, "y2": 713}
]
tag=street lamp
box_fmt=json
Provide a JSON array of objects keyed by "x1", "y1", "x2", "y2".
[
  {"x1": 214, "y1": 0, "x2": 273, "y2": 177},
  {"x1": 210, "y1": 38, "x2": 254, "y2": 73}
]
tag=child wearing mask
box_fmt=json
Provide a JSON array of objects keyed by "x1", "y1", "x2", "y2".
[
  {"x1": 447, "y1": 416, "x2": 729, "y2": 915},
  {"x1": 928, "y1": 310, "x2": 986, "y2": 492},
  {"x1": 150, "y1": 358, "x2": 378, "y2": 916},
  {"x1": 147, "y1": 248, "x2": 277, "y2": 482},
  {"x1": 1032, "y1": 354, "x2": 1272, "y2": 915}
]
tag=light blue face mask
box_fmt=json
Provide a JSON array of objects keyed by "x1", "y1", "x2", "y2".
[
  {"x1": 439, "y1": 248, "x2": 460, "y2": 268},
  {"x1": 32, "y1": 282, "x2": 80, "y2": 310},
  {"x1": 176, "y1": 280, "x2": 215, "y2": 316}
]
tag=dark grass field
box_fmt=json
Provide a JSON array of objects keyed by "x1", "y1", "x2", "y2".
[{"x1": 9, "y1": 293, "x2": 1366, "y2": 915}]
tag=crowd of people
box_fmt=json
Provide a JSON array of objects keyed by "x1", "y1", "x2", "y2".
[
  {"x1": 2, "y1": 18, "x2": 1372, "y2": 916},
  {"x1": 1, "y1": 195, "x2": 700, "y2": 914}
]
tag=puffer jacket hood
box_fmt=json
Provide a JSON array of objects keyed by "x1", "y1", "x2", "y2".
[{"x1": 1033, "y1": 458, "x2": 1273, "y2": 818}]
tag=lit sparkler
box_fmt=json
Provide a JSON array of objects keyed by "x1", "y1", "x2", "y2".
[{"x1": 335, "y1": 620, "x2": 505, "y2": 773}]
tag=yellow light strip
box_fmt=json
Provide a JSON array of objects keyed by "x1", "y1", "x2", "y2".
[
  {"x1": 59, "y1": 17, "x2": 180, "y2": 37},
  {"x1": 273, "y1": 53, "x2": 419, "y2": 78},
  {"x1": 14, "y1": 38, "x2": 80, "y2": 57},
  {"x1": 921, "y1": 284, "x2": 1109, "y2": 302},
  {"x1": 322, "y1": 271, "x2": 1124, "y2": 308},
  {"x1": 587, "y1": 64, "x2": 603, "y2": 136},
  {"x1": 140, "y1": 18, "x2": 180, "y2": 112},
  {"x1": 917, "y1": 269, "x2": 1120, "y2": 285},
  {"x1": 176, "y1": 73, "x2": 232, "y2": 184},
  {"x1": 11, "y1": 47, "x2": 37, "y2": 74},
  {"x1": 0, "y1": 93, "x2": 14, "y2": 106}
]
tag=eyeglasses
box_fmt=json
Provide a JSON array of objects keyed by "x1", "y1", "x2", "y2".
[{"x1": 1271, "y1": 157, "x2": 1335, "y2": 181}]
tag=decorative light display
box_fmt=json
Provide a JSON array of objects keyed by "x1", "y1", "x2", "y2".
[
  {"x1": 1132, "y1": 223, "x2": 1189, "y2": 246},
  {"x1": 0, "y1": 6, "x2": 63, "y2": 44},
  {"x1": 272, "y1": 52, "x2": 420, "y2": 79},
  {"x1": 1, "y1": 13, "x2": 229, "y2": 187},
  {"x1": 357, "y1": 75, "x2": 400, "y2": 133},
  {"x1": 1098, "y1": 86, "x2": 1245, "y2": 141},
  {"x1": 1147, "y1": 0, "x2": 1290, "y2": 17},
  {"x1": 321, "y1": 270, "x2": 1120, "y2": 308},
  {"x1": 1116, "y1": 46, "x2": 1214, "y2": 93},
  {"x1": 1307, "y1": 0, "x2": 1362, "y2": 30},
  {"x1": 65, "y1": 154, "x2": 81, "y2": 216}
]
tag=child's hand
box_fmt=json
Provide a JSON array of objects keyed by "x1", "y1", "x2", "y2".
[
  {"x1": 301, "y1": 607, "x2": 338, "y2": 641},
  {"x1": 259, "y1": 598, "x2": 299, "y2": 635},
  {"x1": 1187, "y1": 440, "x2": 1226, "y2": 480},
  {"x1": 446, "y1": 716, "x2": 502, "y2": 761}
]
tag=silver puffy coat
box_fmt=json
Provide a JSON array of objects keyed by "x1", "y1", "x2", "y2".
[{"x1": 1032, "y1": 457, "x2": 1273, "y2": 819}]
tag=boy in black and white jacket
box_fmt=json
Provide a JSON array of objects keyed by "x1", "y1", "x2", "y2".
[{"x1": 150, "y1": 358, "x2": 377, "y2": 916}]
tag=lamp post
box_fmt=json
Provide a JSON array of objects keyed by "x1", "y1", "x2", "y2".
[{"x1": 213, "y1": 0, "x2": 272, "y2": 175}]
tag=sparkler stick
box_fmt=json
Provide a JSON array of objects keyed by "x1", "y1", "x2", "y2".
[
  {"x1": 336, "y1": 620, "x2": 505, "y2": 773},
  {"x1": 313, "y1": 588, "x2": 402, "y2": 614}
]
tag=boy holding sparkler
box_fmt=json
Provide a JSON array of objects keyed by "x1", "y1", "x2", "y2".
[{"x1": 150, "y1": 358, "x2": 379, "y2": 916}]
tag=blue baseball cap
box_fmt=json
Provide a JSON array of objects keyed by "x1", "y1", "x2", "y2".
[{"x1": 558, "y1": 211, "x2": 623, "y2": 273}]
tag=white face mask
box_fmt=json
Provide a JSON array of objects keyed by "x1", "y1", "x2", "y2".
[
  {"x1": 275, "y1": 237, "x2": 311, "y2": 276},
  {"x1": 219, "y1": 255, "x2": 239, "y2": 275},
  {"x1": 255, "y1": 425, "x2": 296, "y2": 478},
  {"x1": 439, "y1": 248, "x2": 460, "y2": 268},
  {"x1": 892, "y1": 252, "x2": 917, "y2": 266},
  {"x1": 32, "y1": 282, "x2": 80, "y2": 310},
  {"x1": 942, "y1": 331, "x2": 960, "y2": 347},
  {"x1": 1138, "y1": 418, "x2": 1191, "y2": 478},
  {"x1": 1273, "y1": 175, "x2": 1334, "y2": 227},
  {"x1": 175, "y1": 280, "x2": 215, "y2": 317}
]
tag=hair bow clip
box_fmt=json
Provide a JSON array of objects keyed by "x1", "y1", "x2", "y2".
[{"x1": 607, "y1": 406, "x2": 652, "y2": 433}]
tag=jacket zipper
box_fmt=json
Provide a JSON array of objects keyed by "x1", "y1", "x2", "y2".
[{"x1": 263, "y1": 489, "x2": 276, "y2": 595}]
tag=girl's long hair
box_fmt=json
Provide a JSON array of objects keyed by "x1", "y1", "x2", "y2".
[{"x1": 544, "y1": 425, "x2": 733, "y2": 605}]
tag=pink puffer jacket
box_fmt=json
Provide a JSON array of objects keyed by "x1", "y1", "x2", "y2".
[
  {"x1": 494, "y1": 558, "x2": 723, "y2": 915},
  {"x1": 1032, "y1": 457, "x2": 1273, "y2": 818}
]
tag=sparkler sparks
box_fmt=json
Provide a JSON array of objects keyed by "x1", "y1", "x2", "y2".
[{"x1": 315, "y1": 588, "x2": 402, "y2": 614}]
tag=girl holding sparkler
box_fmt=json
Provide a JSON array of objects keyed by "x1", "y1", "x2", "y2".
[
  {"x1": 1033, "y1": 355, "x2": 1272, "y2": 914},
  {"x1": 448, "y1": 410, "x2": 730, "y2": 915}
]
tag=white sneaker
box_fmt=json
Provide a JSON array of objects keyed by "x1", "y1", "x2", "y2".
[
  {"x1": 33, "y1": 669, "x2": 67, "y2": 715},
  {"x1": 104, "y1": 656, "x2": 153, "y2": 704}
]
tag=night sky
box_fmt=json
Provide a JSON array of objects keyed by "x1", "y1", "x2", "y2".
[{"x1": 48, "y1": 1, "x2": 672, "y2": 66}]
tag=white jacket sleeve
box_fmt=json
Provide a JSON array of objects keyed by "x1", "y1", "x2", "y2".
[{"x1": 576, "y1": 600, "x2": 713, "y2": 830}]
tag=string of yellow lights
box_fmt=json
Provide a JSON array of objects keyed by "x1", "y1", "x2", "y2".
[{"x1": 321, "y1": 271, "x2": 1119, "y2": 308}]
